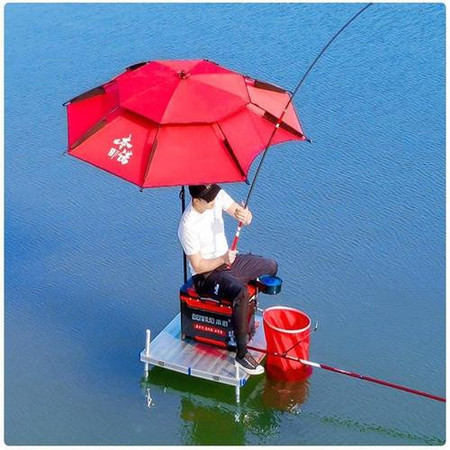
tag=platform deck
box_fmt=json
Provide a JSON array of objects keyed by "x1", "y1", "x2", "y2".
[{"x1": 140, "y1": 313, "x2": 267, "y2": 388}]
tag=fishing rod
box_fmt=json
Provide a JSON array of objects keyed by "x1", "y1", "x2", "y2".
[
  {"x1": 232, "y1": 4, "x2": 445, "y2": 406},
  {"x1": 246, "y1": 345, "x2": 446, "y2": 403},
  {"x1": 230, "y1": 3, "x2": 373, "y2": 252}
]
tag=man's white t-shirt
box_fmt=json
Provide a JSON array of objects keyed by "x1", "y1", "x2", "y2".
[{"x1": 178, "y1": 189, "x2": 234, "y2": 275}]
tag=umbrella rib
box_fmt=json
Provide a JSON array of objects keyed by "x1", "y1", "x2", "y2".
[
  {"x1": 244, "y1": 80, "x2": 303, "y2": 138},
  {"x1": 261, "y1": 110, "x2": 304, "y2": 138},
  {"x1": 253, "y1": 79, "x2": 287, "y2": 94},
  {"x1": 124, "y1": 61, "x2": 148, "y2": 72},
  {"x1": 69, "y1": 119, "x2": 108, "y2": 150},
  {"x1": 64, "y1": 85, "x2": 105, "y2": 106},
  {"x1": 249, "y1": 101, "x2": 304, "y2": 139},
  {"x1": 141, "y1": 126, "x2": 160, "y2": 188},
  {"x1": 216, "y1": 124, "x2": 247, "y2": 181},
  {"x1": 68, "y1": 106, "x2": 120, "y2": 151}
]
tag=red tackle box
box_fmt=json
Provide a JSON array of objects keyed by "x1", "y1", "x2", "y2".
[{"x1": 180, "y1": 278, "x2": 257, "y2": 349}]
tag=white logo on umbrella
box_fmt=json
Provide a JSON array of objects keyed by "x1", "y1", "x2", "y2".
[{"x1": 108, "y1": 134, "x2": 133, "y2": 165}]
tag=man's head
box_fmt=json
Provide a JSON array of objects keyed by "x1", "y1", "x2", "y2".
[{"x1": 189, "y1": 184, "x2": 221, "y2": 212}]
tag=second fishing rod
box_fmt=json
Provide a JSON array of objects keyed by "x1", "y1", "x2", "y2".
[{"x1": 230, "y1": 3, "x2": 373, "y2": 253}]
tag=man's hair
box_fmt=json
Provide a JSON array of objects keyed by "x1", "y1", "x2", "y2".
[{"x1": 188, "y1": 184, "x2": 221, "y2": 202}]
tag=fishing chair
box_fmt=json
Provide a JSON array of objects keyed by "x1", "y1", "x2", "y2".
[{"x1": 179, "y1": 277, "x2": 257, "y2": 348}]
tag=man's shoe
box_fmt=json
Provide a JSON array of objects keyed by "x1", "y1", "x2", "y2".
[{"x1": 235, "y1": 352, "x2": 265, "y2": 375}]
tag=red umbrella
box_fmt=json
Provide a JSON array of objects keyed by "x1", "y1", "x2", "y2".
[{"x1": 65, "y1": 59, "x2": 307, "y2": 188}]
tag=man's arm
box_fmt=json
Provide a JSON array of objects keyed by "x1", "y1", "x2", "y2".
[
  {"x1": 187, "y1": 250, "x2": 236, "y2": 275},
  {"x1": 226, "y1": 202, "x2": 252, "y2": 225}
]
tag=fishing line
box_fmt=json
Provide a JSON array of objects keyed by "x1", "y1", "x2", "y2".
[{"x1": 231, "y1": 3, "x2": 373, "y2": 251}]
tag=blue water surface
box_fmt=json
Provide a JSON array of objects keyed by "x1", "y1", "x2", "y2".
[{"x1": 5, "y1": 3, "x2": 445, "y2": 445}]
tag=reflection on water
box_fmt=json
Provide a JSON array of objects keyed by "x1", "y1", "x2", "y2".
[
  {"x1": 145, "y1": 389, "x2": 155, "y2": 409},
  {"x1": 262, "y1": 377, "x2": 310, "y2": 414},
  {"x1": 140, "y1": 366, "x2": 311, "y2": 445},
  {"x1": 140, "y1": 366, "x2": 444, "y2": 446},
  {"x1": 179, "y1": 397, "x2": 247, "y2": 445}
]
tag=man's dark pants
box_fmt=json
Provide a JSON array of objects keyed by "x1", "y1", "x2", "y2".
[{"x1": 193, "y1": 253, "x2": 278, "y2": 358}]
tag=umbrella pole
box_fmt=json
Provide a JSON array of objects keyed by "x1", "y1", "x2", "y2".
[{"x1": 180, "y1": 186, "x2": 188, "y2": 283}]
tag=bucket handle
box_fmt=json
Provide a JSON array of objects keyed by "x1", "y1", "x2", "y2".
[{"x1": 282, "y1": 320, "x2": 319, "y2": 357}]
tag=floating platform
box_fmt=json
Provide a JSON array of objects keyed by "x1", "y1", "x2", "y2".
[{"x1": 140, "y1": 313, "x2": 267, "y2": 402}]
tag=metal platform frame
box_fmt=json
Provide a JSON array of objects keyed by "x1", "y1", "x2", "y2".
[{"x1": 140, "y1": 313, "x2": 267, "y2": 403}]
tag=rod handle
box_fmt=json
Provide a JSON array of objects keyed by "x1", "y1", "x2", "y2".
[
  {"x1": 226, "y1": 222, "x2": 243, "y2": 269},
  {"x1": 231, "y1": 222, "x2": 243, "y2": 251}
]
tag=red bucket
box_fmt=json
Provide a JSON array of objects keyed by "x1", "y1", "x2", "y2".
[{"x1": 263, "y1": 306, "x2": 313, "y2": 381}]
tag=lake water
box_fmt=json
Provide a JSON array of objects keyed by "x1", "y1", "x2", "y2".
[{"x1": 4, "y1": 3, "x2": 445, "y2": 445}]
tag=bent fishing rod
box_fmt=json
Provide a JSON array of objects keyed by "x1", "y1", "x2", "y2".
[
  {"x1": 230, "y1": 3, "x2": 373, "y2": 252},
  {"x1": 247, "y1": 345, "x2": 445, "y2": 403}
]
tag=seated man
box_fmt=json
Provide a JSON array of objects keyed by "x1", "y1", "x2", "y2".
[{"x1": 178, "y1": 184, "x2": 278, "y2": 375}]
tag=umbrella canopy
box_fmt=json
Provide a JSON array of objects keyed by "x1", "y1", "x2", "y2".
[{"x1": 65, "y1": 59, "x2": 307, "y2": 188}]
